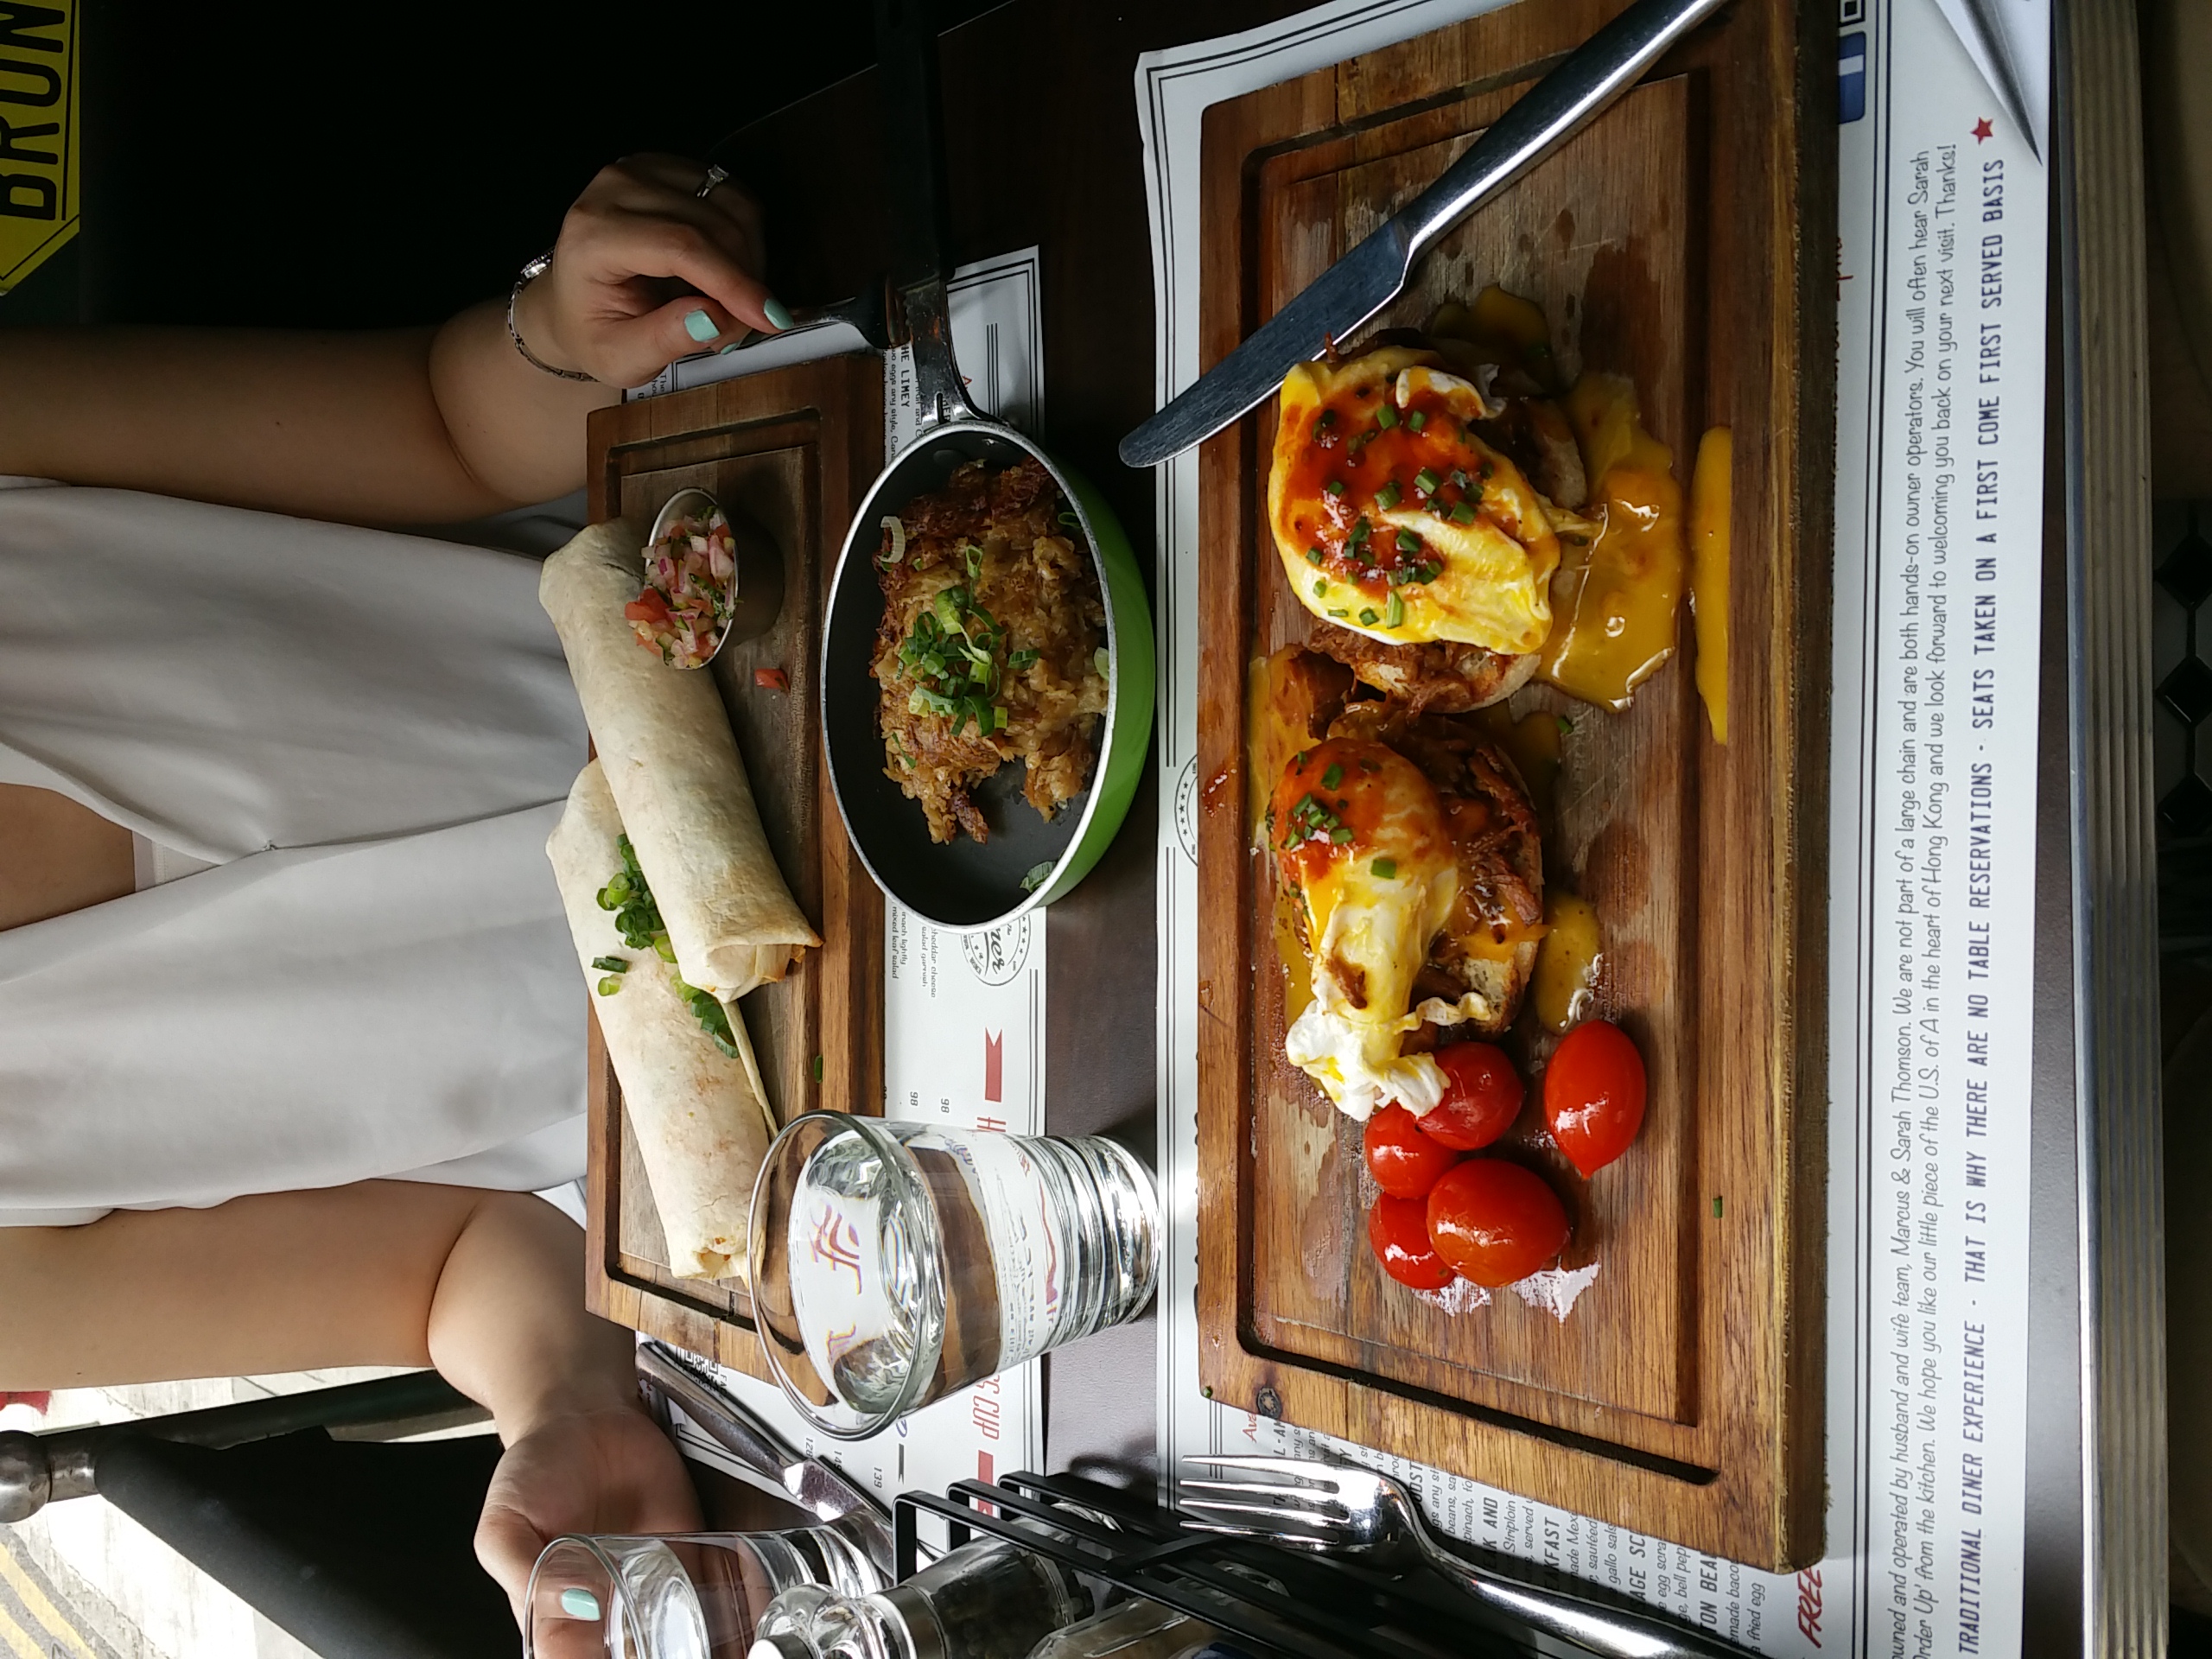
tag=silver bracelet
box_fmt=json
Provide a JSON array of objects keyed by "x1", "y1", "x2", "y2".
[{"x1": 506, "y1": 251, "x2": 594, "y2": 382}]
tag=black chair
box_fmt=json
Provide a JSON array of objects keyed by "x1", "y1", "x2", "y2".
[{"x1": 1, "y1": 1372, "x2": 521, "y2": 1659}]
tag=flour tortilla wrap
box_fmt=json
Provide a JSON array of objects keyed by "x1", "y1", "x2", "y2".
[
  {"x1": 542, "y1": 520, "x2": 819, "y2": 999},
  {"x1": 549, "y1": 761, "x2": 776, "y2": 1281}
]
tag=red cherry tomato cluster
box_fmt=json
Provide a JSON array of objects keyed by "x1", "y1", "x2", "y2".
[{"x1": 1360, "y1": 1021, "x2": 1649, "y2": 1292}]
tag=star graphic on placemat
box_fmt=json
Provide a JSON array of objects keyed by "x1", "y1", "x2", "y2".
[{"x1": 1972, "y1": 118, "x2": 1995, "y2": 142}]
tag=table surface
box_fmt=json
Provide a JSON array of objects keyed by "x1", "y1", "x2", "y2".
[{"x1": 715, "y1": 1, "x2": 2098, "y2": 1642}]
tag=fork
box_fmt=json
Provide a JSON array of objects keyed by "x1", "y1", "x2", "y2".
[
  {"x1": 722, "y1": 277, "x2": 895, "y2": 353},
  {"x1": 1180, "y1": 1455, "x2": 1758, "y2": 1659}
]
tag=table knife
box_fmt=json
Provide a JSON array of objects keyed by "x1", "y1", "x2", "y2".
[{"x1": 1117, "y1": 0, "x2": 1727, "y2": 470}]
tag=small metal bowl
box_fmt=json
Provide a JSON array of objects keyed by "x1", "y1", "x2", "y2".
[{"x1": 646, "y1": 486, "x2": 785, "y2": 667}]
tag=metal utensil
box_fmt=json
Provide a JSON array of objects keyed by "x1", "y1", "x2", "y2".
[
  {"x1": 1180, "y1": 1454, "x2": 1758, "y2": 1659},
  {"x1": 638, "y1": 1340, "x2": 894, "y2": 1573},
  {"x1": 817, "y1": 0, "x2": 1155, "y2": 931},
  {"x1": 1117, "y1": 0, "x2": 1728, "y2": 469},
  {"x1": 723, "y1": 279, "x2": 896, "y2": 353},
  {"x1": 644, "y1": 487, "x2": 785, "y2": 667}
]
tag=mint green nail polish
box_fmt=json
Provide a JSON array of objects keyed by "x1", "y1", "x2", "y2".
[
  {"x1": 560, "y1": 1587, "x2": 601, "y2": 1620},
  {"x1": 719, "y1": 340, "x2": 744, "y2": 355},
  {"x1": 683, "y1": 308, "x2": 718, "y2": 343},
  {"x1": 764, "y1": 297, "x2": 795, "y2": 332}
]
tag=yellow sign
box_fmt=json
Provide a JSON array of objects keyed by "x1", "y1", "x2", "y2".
[{"x1": 0, "y1": 0, "x2": 78, "y2": 295}]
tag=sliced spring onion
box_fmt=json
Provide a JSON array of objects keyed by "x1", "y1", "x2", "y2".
[
  {"x1": 1451, "y1": 502, "x2": 1478, "y2": 525},
  {"x1": 880, "y1": 515, "x2": 908, "y2": 564},
  {"x1": 1326, "y1": 607, "x2": 1349, "y2": 618},
  {"x1": 1350, "y1": 518, "x2": 1371, "y2": 546},
  {"x1": 1009, "y1": 648, "x2": 1039, "y2": 670},
  {"x1": 1324, "y1": 480, "x2": 1345, "y2": 498},
  {"x1": 1385, "y1": 591, "x2": 1405, "y2": 628},
  {"x1": 993, "y1": 705, "x2": 1009, "y2": 731},
  {"x1": 591, "y1": 956, "x2": 629, "y2": 975},
  {"x1": 1395, "y1": 528, "x2": 1422, "y2": 555},
  {"x1": 1330, "y1": 823, "x2": 1355, "y2": 843},
  {"x1": 1376, "y1": 404, "x2": 1398, "y2": 429},
  {"x1": 1095, "y1": 647, "x2": 1110, "y2": 679},
  {"x1": 1406, "y1": 410, "x2": 1426, "y2": 432},
  {"x1": 654, "y1": 935, "x2": 677, "y2": 963},
  {"x1": 1376, "y1": 481, "x2": 1402, "y2": 511},
  {"x1": 1305, "y1": 545, "x2": 1324, "y2": 565},
  {"x1": 1058, "y1": 510, "x2": 1082, "y2": 528},
  {"x1": 1321, "y1": 762, "x2": 1344, "y2": 789},
  {"x1": 1358, "y1": 607, "x2": 1379, "y2": 626},
  {"x1": 1370, "y1": 856, "x2": 1397, "y2": 879},
  {"x1": 1313, "y1": 578, "x2": 1329, "y2": 598},
  {"x1": 1020, "y1": 860, "x2": 1054, "y2": 893},
  {"x1": 964, "y1": 543, "x2": 983, "y2": 581},
  {"x1": 1414, "y1": 468, "x2": 1440, "y2": 495},
  {"x1": 597, "y1": 976, "x2": 624, "y2": 996}
]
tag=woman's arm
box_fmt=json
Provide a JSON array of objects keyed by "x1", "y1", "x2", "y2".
[
  {"x1": 0, "y1": 1180, "x2": 701, "y2": 1611},
  {"x1": 0, "y1": 155, "x2": 780, "y2": 524}
]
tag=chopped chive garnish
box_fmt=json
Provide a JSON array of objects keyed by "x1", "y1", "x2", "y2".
[
  {"x1": 1376, "y1": 481, "x2": 1402, "y2": 511},
  {"x1": 1414, "y1": 468, "x2": 1440, "y2": 495},
  {"x1": 1095, "y1": 647, "x2": 1109, "y2": 678},
  {"x1": 1386, "y1": 592, "x2": 1405, "y2": 626},
  {"x1": 1313, "y1": 578, "x2": 1329, "y2": 598},
  {"x1": 1357, "y1": 607, "x2": 1379, "y2": 626},
  {"x1": 1370, "y1": 857, "x2": 1397, "y2": 879},
  {"x1": 597, "y1": 976, "x2": 624, "y2": 996},
  {"x1": 1350, "y1": 517, "x2": 1371, "y2": 546},
  {"x1": 1417, "y1": 563, "x2": 1440, "y2": 582},
  {"x1": 1396, "y1": 528, "x2": 1422, "y2": 554},
  {"x1": 1324, "y1": 480, "x2": 1345, "y2": 498},
  {"x1": 994, "y1": 705, "x2": 1009, "y2": 730},
  {"x1": 1009, "y1": 648, "x2": 1039, "y2": 669},
  {"x1": 1321, "y1": 762, "x2": 1344, "y2": 790},
  {"x1": 1021, "y1": 860, "x2": 1054, "y2": 892},
  {"x1": 1557, "y1": 715, "x2": 1574, "y2": 734},
  {"x1": 1450, "y1": 468, "x2": 1471, "y2": 491},
  {"x1": 1331, "y1": 823, "x2": 1355, "y2": 843},
  {"x1": 1376, "y1": 404, "x2": 1398, "y2": 429},
  {"x1": 1451, "y1": 502, "x2": 1478, "y2": 525},
  {"x1": 1058, "y1": 510, "x2": 1081, "y2": 528},
  {"x1": 1326, "y1": 607, "x2": 1349, "y2": 617},
  {"x1": 1295, "y1": 748, "x2": 1313, "y2": 770},
  {"x1": 1306, "y1": 545, "x2": 1324, "y2": 565},
  {"x1": 592, "y1": 956, "x2": 628, "y2": 975},
  {"x1": 1406, "y1": 410, "x2": 1426, "y2": 432}
]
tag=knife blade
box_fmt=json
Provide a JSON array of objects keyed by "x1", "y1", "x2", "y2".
[
  {"x1": 1119, "y1": 0, "x2": 1728, "y2": 470},
  {"x1": 637, "y1": 1339, "x2": 894, "y2": 1570},
  {"x1": 1931, "y1": 0, "x2": 2042, "y2": 162}
]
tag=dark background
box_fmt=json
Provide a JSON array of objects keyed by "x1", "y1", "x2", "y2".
[{"x1": 0, "y1": 0, "x2": 1008, "y2": 329}]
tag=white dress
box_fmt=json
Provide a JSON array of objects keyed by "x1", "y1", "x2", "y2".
[{"x1": 0, "y1": 481, "x2": 593, "y2": 1225}]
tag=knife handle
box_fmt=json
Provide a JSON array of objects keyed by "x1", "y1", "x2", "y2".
[
  {"x1": 874, "y1": 0, "x2": 953, "y2": 293},
  {"x1": 1400, "y1": 0, "x2": 1730, "y2": 264}
]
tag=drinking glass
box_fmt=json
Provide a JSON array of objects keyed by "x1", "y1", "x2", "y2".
[
  {"x1": 748, "y1": 1114, "x2": 1160, "y2": 1437},
  {"x1": 524, "y1": 1523, "x2": 886, "y2": 1659}
]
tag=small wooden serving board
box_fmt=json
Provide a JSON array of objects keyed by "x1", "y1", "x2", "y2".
[
  {"x1": 582, "y1": 355, "x2": 887, "y2": 1379},
  {"x1": 1192, "y1": 0, "x2": 1834, "y2": 1567}
]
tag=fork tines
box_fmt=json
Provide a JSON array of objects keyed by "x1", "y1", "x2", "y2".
[{"x1": 1179, "y1": 1453, "x2": 1366, "y2": 1539}]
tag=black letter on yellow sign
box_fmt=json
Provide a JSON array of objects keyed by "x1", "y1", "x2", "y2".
[
  {"x1": 0, "y1": 171, "x2": 54, "y2": 217},
  {"x1": 0, "y1": 57, "x2": 58, "y2": 105},
  {"x1": 0, "y1": 3, "x2": 64, "y2": 52},
  {"x1": 0, "y1": 115, "x2": 54, "y2": 161}
]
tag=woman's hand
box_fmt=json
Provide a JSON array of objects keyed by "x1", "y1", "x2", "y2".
[
  {"x1": 510, "y1": 153, "x2": 790, "y2": 390},
  {"x1": 474, "y1": 1396, "x2": 704, "y2": 1619}
]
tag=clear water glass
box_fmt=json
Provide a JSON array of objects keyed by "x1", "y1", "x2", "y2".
[
  {"x1": 748, "y1": 1114, "x2": 1160, "y2": 1437},
  {"x1": 524, "y1": 1524, "x2": 887, "y2": 1659},
  {"x1": 750, "y1": 1537, "x2": 1089, "y2": 1659}
]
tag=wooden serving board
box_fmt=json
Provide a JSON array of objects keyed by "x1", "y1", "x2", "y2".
[
  {"x1": 1192, "y1": 0, "x2": 1834, "y2": 1567},
  {"x1": 582, "y1": 354, "x2": 887, "y2": 1378}
]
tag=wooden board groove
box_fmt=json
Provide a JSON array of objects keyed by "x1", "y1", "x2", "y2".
[
  {"x1": 582, "y1": 354, "x2": 887, "y2": 1381},
  {"x1": 1193, "y1": 0, "x2": 1834, "y2": 1568}
]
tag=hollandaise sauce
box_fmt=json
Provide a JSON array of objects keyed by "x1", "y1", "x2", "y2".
[
  {"x1": 1688, "y1": 426, "x2": 1732, "y2": 743},
  {"x1": 1531, "y1": 892, "x2": 1605, "y2": 1033},
  {"x1": 1271, "y1": 349, "x2": 1560, "y2": 657},
  {"x1": 1537, "y1": 374, "x2": 1687, "y2": 710}
]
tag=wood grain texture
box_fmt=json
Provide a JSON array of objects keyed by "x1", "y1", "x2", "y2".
[
  {"x1": 582, "y1": 353, "x2": 887, "y2": 1379},
  {"x1": 1193, "y1": 0, "x2": 1834, "y2": 1568}
]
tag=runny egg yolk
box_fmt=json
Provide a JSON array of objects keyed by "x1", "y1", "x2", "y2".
[
  {"x1": 1270, "y1": 738, "x2": 1469, "y2": 1121},
  {"x1": 1268, "y1": 348, "x2": 1560, "y2": 657}
]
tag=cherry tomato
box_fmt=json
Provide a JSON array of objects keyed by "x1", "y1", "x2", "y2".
[
  {"x1": 1425, "y1": 1160, "x2": 1570, "y2": 1287},
  {"x1": 1543, "y1": 1019, "x2": 1647, "y2": 1177},
  {"x1": 1368, "y1": 1194, "x2": 1459, "y2": 1289},
  {"x1": 1416, "y1": 1042, "x2": 1524, "y2": 1151},
  {"x1": 1363, "y1": 1103, "x2": 1460, "y2": 1198}
]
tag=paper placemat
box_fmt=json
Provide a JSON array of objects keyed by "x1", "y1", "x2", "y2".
[{"x1": 1134, "y1": 2, "x2": 2050, "y2": 1652}]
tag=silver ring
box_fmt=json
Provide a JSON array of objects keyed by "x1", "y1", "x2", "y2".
[{"x1": 695, "y1": 164, "x2": 728, "y2": 200}]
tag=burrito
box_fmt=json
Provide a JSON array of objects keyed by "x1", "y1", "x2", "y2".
[
  {"x1": 542, "y1": 519, "x2": 819, "y2": 1000},
  {"x1": 549, "y1": 761, "x2": 775, "y2": 1281}
]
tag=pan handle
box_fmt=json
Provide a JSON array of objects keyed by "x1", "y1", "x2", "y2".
[{"x1": 873, "y1": 0, "x2": 981, "y2": 434}]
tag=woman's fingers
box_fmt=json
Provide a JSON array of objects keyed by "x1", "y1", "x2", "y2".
[{"x1": 532, "y1": 156, "x2": 788, "y2": 385}]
